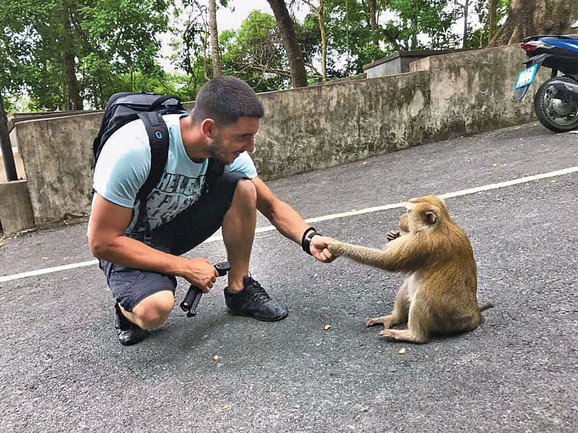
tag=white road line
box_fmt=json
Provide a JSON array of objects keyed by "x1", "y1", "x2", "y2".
[{"x1": 1, "y1": 166, "x2": 576, "y2": 284}]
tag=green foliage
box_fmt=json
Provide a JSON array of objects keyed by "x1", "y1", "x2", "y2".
[
  {"x1": 463, "y1": 0, "x2": 511, "y2": 48},
  {"x1": 320, "y1": 0, "x2": 387, "y2": 76},
  {"x1": 218, "y1": 9, "x2": 321, "y2": 91},
  {"x1": 1, "y1": 0, "x2": 171, "y2": 110},
  {"x1": 220, "y1": 10, "x2": 290, "y2": 91},
  {"x1": 384, "y1": 0, "x2": 458, "y2": 50},
  {"x1": 1, "y1": 0, "x2": 517, "y2": 109}
]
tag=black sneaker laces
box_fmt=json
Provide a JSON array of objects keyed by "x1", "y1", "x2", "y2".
[{"x1": 244, "y1": 279, "x2": 271, "y2": 303}]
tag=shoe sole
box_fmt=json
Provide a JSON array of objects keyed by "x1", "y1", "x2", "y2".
[{"x1": 227, "y1": 309, "x2": 288, "y2": 322}]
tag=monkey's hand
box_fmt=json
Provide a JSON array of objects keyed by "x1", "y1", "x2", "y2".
[
  {"x1": 310, "y1": 236, "x2": 338, "y2": 263},
  {"x1": 327, "y1": 241, "x2": 345, "y2": 257},
  {"x1": 386, "y1": 230, "x2": 401, "y2": 242}
]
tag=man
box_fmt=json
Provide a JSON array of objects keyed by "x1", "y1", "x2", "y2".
[{"x1": 89, "y1": 76, "x2": 336, "y2": 346}]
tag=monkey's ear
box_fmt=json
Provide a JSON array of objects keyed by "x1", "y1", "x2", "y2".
[{"x1": 425, "y1": 211, "x2": 437, "y2": 224}]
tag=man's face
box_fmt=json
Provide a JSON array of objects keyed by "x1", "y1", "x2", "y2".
[{"x1": 209, "y1": 117, "x2": 260, "y2": 165}]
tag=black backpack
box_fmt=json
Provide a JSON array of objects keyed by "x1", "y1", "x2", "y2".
[
  {"x1": 93, "y1": 92, "x2": 224, "y2": 240},
  {"x1": 93, "y1": 92, "x2": 187, "y2": 203}
]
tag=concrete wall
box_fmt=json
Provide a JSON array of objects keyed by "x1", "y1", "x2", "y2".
[
  {"x1": 0, "y1": 180, "x2": 35, "y2": 234},
  {"x1": 12, "y1": 44, "x2": 536, "y2": 230},
  {"x1": 15, "y1": 113, "x2": 101, "y2": 228},
  {"x1": 254, "y1": 44, "x2": 534, "y2": 180}
]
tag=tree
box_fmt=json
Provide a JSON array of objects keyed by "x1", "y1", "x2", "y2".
[
  {"x1": 0, "y1": 0, "x2": 30, "y2": 180},
  {"x1": 384, "y1": 0, "x2": 458, "y2": 51},
  {"x1": 321, "y1": 0, "x2": 386, "y2": 76},
  {"x1": 1, "y1": 0, "x2": 170, "y2": 110},
  {"x1": 489, "y1": 0, "x2": 578, "y2": 46},
  {"x1": 208, "y1": 0, "x2": 222, "y2": 77},
  {"x1": 303, "y1": 0, "x2": 328, "y2": 80},
  {"x1": 488, "y1": 0, "x2": 498, "y2": 41},
  {"x1": 462, "y1": 0, "x2": 470, "y2": 48},
  {"x1": 0, "y1": 94, "x2": 17, "y2": 181},
  {"x1": 220, "y1": 11, "x2": 291, "y2": 91},
  {"x1": 267, "y1": 0, "x2": 309, "y2": 87}
]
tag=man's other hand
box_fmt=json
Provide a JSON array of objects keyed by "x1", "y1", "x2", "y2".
[{"x1": 181, "y1": 258, "x2": 219, "y2": 293}]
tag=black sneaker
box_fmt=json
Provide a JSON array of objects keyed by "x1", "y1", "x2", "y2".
[
  {"x1": 114, "y1": 303, "x2": 148, "y2": 346},
  {"x1": 224, "y1": 276, "x2": 289, "y2": 322}
]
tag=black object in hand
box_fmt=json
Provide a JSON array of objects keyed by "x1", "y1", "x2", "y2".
[{"x1": 180, "y1": 261, "x2": 230, "y2": 317}]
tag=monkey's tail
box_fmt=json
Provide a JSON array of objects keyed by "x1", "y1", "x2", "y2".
[{"x1": 478, "y1": 302, "x2": 495, "y2": 312}]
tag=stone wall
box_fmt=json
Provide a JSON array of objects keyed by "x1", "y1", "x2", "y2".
[
  {"x1": 254, "y1": 44, "x2": 534, "y2": 180},
  {"x1": 11, "y1": 44, "x2": 536, "y2": 230},
  {"x1": 14, "y1": 113, "x2": 101, "y2": 228}
]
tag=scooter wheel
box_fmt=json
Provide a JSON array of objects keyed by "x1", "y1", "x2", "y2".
[{"x1": 534, "y1": 77, "x2": 578, "y2": 133}]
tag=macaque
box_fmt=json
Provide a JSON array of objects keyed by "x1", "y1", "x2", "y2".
[{"x1": 328, "y1": 195, "x2": 492, "y2": 344}]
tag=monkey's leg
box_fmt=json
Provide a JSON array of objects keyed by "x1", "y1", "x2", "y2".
[
  {"x1": 379, "y1": 328, "x2": 428, "y2": 344},
  {"x1": 367, "y1": 315, "x2": 395, "y2": 328},
  {"x1": 379, "y1": 297, "x2": 430, "y2": 344},
  {"x1": 367, "y1": 282, "x2": 410, "y2": 329}
]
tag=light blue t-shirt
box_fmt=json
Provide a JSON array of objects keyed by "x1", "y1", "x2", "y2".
[{"x1": 92, "y1": 113, "x2": 257, "y2": 238}]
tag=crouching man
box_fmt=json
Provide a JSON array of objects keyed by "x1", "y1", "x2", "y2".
[{"x1": 88, "y1": 77, "x2": 336, "y2": 346}]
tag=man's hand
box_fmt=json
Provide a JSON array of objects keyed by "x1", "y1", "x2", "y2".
[
  {"x1": 310, "y1": 235, "x2": 338, "y2": 263},
  {"x1": 180, "y1": 257, "x2": 219, "y2": 293}
]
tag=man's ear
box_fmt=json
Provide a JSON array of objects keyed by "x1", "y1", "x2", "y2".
[{"x1": 201, "y1": 118, "x2": 217, "y2": 139}]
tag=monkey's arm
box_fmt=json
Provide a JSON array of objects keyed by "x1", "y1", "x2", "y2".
[{"x1": 328, "y1": 241, "x2": 412, "y2": 272}]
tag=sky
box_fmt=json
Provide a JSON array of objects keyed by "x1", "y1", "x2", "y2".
[
  {"x1": 216, "y1": 0, "x2": 275, "y2": 31},
  {"x1": 215, "y1": 0, "x2": 310, "y2": 30}
]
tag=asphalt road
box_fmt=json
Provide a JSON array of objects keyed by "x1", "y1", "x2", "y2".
[{"x1": 1, "y1": 122, "x2": 577, "y2": 432}]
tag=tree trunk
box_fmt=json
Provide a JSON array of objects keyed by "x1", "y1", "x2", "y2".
[
  {"x1": 369, "y1": 0, "x2": 377, "y2": 30},
  {"x1": 0, "y1": 94, "x2": 18, "y2": 181},
  {"x1": 318, "y1": 0, "x2": 327, "y2": 81},
  {"x1": 267, "y1": 0, "x2": 308, "y2": 88},
  {"x1": 463, "y1": 0, "x2": 469, "y2": 48},
  {"x1": 489, "y1": 0, "x2": 578, "y2": 47},
  {"x1": 488, "y1": 0, "x2": 498, "y2": 41},
  {"x1": 208, "y1": 0, "x2": 221, "y2": 77},
  {"x1": 304, "y1": 0, "x2": 328, "y2": 80},
  {"x1": 369, "y1": 0, "x2": 378, "y2": 46},
  {"x1": 59, "y1": 3, "x2": 83, "y2": 110}
]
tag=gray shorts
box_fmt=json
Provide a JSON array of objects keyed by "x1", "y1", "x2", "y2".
[{"x1": 99, "y1": 171, "x2": 247, "y2": 311}]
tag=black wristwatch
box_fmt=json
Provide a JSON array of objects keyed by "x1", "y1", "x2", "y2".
[{"x1": 301, "y1": 227, "x2": 320, "y2": 256}]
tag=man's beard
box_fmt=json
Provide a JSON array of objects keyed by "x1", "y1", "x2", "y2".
[{"x1": 208, "y1": 137, "x2": 229, "y2": 163}]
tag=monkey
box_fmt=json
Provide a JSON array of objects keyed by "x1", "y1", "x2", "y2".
[{"x1": 328, "y1": 195, "x2": 492, "y2": 344}]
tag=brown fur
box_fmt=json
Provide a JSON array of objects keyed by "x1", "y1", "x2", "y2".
[{"x1": 328, "y1": 195, "x2": 492, "y2": 344}]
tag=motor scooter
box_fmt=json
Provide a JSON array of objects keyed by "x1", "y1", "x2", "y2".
[{"x1": 514, "y1": 20, "x2": 578, "y2": 132}]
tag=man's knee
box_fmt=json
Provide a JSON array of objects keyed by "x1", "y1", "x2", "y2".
[
  {"x1": 131, "y1": 290, "x2": 174, "y2": 329},
  {"x1": 233, "y1": 179, "x2": 257, "y2": 205}
]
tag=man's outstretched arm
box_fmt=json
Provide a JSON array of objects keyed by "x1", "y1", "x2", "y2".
[{"x1": 251, "y1": 177, "x2": 336, "y2": 263}]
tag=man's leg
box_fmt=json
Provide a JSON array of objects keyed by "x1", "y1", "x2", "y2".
[
  {"x1": 221, "y1": 179, "x2": 256, "y2": 293},
  {"x1": 99, "y1": 261, "x2": 178, "y2": 345},
  {"x1": 153, "y1": 173, "x2": 288, "y2": 321},
  {"x1": 100, "y1": 172, "x2": 286, "y2": 346},
  {"x1": 120, "y1": 290, "x2": 175, "y2": 329},
  {"x1": 221, "y1": 179, "x2": 288, "y2": 321}
]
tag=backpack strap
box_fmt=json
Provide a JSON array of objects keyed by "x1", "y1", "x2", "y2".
[
  {"x1": 135, "y1": 111, "x2": 169, "y2": 241},
  {"x1": 149, "y1": 95, "x2": 184, "y2": 111},
  {"x1": 204, "y1": 157, "x2": 225, "y2": 195},
  {"x1": 137, "y1": 111, "x2": 169, "y2": 201}
]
